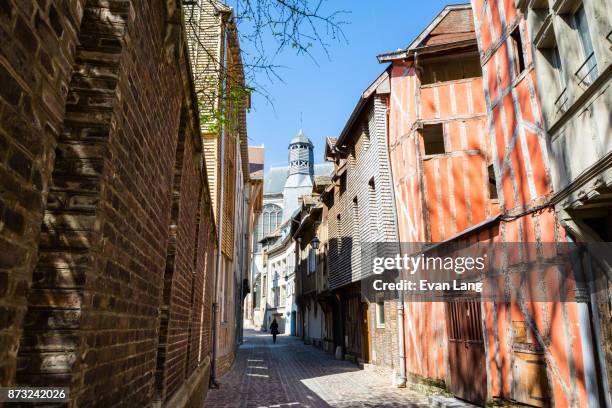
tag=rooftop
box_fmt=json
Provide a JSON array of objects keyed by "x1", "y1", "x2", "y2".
[
  {"x1": 290, "y1": 129, "x2": 313, "y2": 145},
  {"x1": 263, "y1": 163, "x2": 333, "y2": 195}
]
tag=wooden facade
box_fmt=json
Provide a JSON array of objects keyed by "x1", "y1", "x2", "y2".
[
  {"x1": 185, "y1": 0, "x2": 258, "y2": 378},
  {"x1": 323, "y1": 71, "x2": 401, "y2": 369}
]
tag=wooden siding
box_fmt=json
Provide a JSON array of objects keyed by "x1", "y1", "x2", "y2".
[
  {"x1": 221, "y1": 134, "x2": 236, "y2": 259},
  {"x1": 421, "y1": 8, "x2": 475, "y2": 47},
  {"x1": 327, "y1": 96, "x2": 398, "y2": 290}
]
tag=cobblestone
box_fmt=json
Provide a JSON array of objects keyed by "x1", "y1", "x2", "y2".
[{"x1": 205, "y1": 329, "x2": 430, "y2": 407}]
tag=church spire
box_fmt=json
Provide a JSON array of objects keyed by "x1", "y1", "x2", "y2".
[{"x1": 288, "y1": 130, "x2": 314, "y2": 176}]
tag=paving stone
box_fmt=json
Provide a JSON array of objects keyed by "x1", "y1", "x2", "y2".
[{"x1": 205, "y1": 329, "x2": 430, "y2": 408}]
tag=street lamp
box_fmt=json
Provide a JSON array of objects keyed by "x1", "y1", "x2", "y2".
[{"x1": 310, "y1": 236, "x2": 320, "y2": 250}]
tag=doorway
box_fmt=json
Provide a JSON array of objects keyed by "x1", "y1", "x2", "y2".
[{"x1": 446, "y1": 299, "x2": 487, "y2": 404}]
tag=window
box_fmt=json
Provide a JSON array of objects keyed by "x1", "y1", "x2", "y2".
[
  {"x1": 307, "y1": 247, "x2": 316, "y2": 274},
  {"x1": 363, "y1": 122, "x2": 371, "y2": 150},
  {"x1": 339, "y1": 172, "x2": 347, "y2": 194},
  {"x1": 488, "y1": 165, "x2": 498, "y2": 200},
  {"x1": 222, "y1": 258, "x2": 230, "y2": 322},
  {"x1": 376, "y1": 301, "x2": 385, "y2": 328},
  {"x1": 535, "y1": 25, "x2": 567, "y2": 116},
  {"x1": 288, "y1": 255, "x2": 294, "y2": 275},
  {"x1": 420, "y1": 54, "x2": 482, "y2": 85},
  {"x1": 336, "y1": 214, "x2": 342, "y2": 254},
  {"x1": 573, "y1": 3, "x2": 597, "y2": 85},
  {"x1": 255, "y1": 204, "x2": 283, "y2": 252},
  {"x1": 550, "y1": 43, "x2": 569, "y2": 114},
  {"x1": 352, "y1": 197, "x2": 360, "y2": 245},
  {"x1": 422, "y1": 124, "x2": 445, "y2": 155},
  {"x1": 551, "y1": 45, "x2": 565, "y2": 88},
  {"x1": 510, "y1": 27, "x2": 526, "y2": 77},
  {"x1": 262, "y1": 275, "x2": 267, "y2": 298},
  {"x1": 368, "y1": 178, "x2": 378, "y2": 232}
]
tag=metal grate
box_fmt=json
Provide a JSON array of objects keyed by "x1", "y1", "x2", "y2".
[
  {"x1": 575, "y1": 51, "x2": 597, "y2": 87},
  {"x1": 447, "y1": 300, "x2": 483, "y2": 342},
  {"x1": 553, "y1": 87, "x2": 568, "y2": 115}
]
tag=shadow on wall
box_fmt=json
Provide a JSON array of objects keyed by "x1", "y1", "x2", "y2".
[{"x1": 327, "y1": 236, "x2": 354, "y2": 286}]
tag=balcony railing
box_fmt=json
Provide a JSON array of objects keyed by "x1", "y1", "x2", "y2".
[
  {"x1": 575, "y1": 51, "x2": 598, "y2": 88},
  {"x1": 553, "y1": 87, "x2": 568, "y2": 115}
]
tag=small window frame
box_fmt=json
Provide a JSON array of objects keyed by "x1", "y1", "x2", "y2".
[
  {"x1": 422, "y1": 123, "x2": 446, "y2": 156},
  {"x1": 510, "y1": 27, "x2": 526, "y2": 78}
]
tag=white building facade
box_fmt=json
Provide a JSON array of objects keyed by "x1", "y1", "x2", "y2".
[{"x1": 248, "y1": 131, "x2": 332, "y2": 334}]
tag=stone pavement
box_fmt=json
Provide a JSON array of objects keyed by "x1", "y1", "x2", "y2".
[{"x1": 204, "y1": 329, "x2": 430, "y2": 407}]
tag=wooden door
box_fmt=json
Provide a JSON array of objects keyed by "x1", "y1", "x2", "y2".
[
  {"x1": 362, "y1": 302, "x2": 370, "y2": 363},
  {"x1": 446, "y1": 299, "x2": 487, "y2": 405}
]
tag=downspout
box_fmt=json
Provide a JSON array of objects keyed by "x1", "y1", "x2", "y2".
[{"x1": 384, "y1": 67, "x2": 407, "y2": 387}]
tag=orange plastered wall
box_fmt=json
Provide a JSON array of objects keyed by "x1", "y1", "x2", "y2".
[
  {"x1": 402, "y1": 301, "x2": 447, "y2": 380},
  {"x1": 389, "y1": 64, "x2": 417, "y2": 145},
  {"x1": 423, "y1": 153, "x2": 489, "y2": 242},
  {"x1": 418, "y1": 75, "x2": 491, "y2": 242},
  {"x1": 421, "y1": 77, "x2": 485, "y2": 120},
  {"x1": 389, "y1": 63, "x2": 426, "y2": 242},
  {"x1": 454, "y1": 212, "x2": 587, "y2": 407},
  {"x1": 479, "y1": 217, "x2": 588, "y2": 407},
  {"x1": 473, "y1": 0, "x2": 552, "y2": 212},
  {"x1": 471, "y1": 1, "x2": 592, "y2": 397},
  {"x1": 389, "y1": 62, "x2": 493, "y2": 244}
]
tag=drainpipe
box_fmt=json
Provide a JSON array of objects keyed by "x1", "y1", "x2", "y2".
[
  {"x1": 383, "y1": 64, "x2": 407, "y2": 387},
  {"x1": 389, "y1": 96, "x2": 407, "y2": 388},
  {"x1": 396, "y1": 295, "x2": 407, "y2": 388}
]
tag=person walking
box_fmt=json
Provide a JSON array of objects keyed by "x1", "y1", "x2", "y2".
[{"x1": 270, "y1": 318, "x2": 279, "y2": 343}]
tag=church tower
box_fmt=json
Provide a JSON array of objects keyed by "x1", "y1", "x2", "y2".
[
  {"x1": 288, "y1": 129, "x2": 314, "y2": 175},
  {"x1": 282, "y1": 130, "x2": 315, "y2": 221}
]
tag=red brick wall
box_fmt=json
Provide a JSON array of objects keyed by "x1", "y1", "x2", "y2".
[
  {"x1": 1, "y1": 1, "x2": 218, "y2": 406},
  {"x1": 0, "y1": 0, "x2": 85, "y2": 386}
]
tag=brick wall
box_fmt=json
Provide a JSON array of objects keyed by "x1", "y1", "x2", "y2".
[
  {"x1": 0, "y1": 0, "x2": 86, "y2": 386},
  {"x1": 368, "y1": 300, "x2": 398, "y2": 371},
  {"x1": 1, "y1": 1, "x2": 219, "y2": 406}
]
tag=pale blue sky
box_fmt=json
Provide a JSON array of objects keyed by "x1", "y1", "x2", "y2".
[{"x1": 243, "y1": 1, "x2": 466, "y2": 169}]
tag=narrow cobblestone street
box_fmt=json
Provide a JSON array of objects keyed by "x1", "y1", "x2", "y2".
[{"x1": 205, "y1": 329, "x2": 429, "y2": 407}]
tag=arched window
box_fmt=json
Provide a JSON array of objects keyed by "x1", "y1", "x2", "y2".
[{"x1": 253, "y1": 204, "x2": 283, "y2": 253}]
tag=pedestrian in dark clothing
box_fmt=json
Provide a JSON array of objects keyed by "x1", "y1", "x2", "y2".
[{"x1": 270, "y1": 319, "x2": 279, "y2": 343}]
